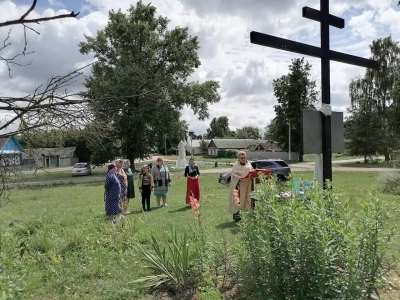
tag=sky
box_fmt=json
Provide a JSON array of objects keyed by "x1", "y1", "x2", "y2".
[{"x1": 1, "y1": 0, "x2": 400, "y2": 136}]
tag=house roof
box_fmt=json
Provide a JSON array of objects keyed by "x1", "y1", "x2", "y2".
[
  {"x1": 210, "y1": 139, "x2": 255, "y2": 149},
  {"x1": 247, "y1": 141, "x2": 281, "y2": 151},
  {"x1": 0, "y1": 136, "x2": 24, "y2": 153},
  {"x1": 22, "y1": 147, "x2": 77, "y2": 159}
]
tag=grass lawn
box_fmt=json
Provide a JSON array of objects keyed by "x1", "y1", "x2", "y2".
[
  {"x1": 338, "y1": 161, "x2": 400, "y2": 168},
  {"x1": 155, "y1": 153, "x2": 362, "y2": 161},
  {"x1": 1, "y1": 170, "x2": 400, "y2": 299}
]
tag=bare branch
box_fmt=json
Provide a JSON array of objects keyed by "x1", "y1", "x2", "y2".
[
  {"x1": 0, "y1": 0, "x2": 79, "y2": 75},
  {"x1": 0, "y1": 0, "x2": 79, "y2": 28},
  {"x1": 0, "y1": 12, "x2": 80, "y2": 28}
]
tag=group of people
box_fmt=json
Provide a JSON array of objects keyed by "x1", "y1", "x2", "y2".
[{"x1": 104, "y1": 157, "x2": 201, "y2": 221}]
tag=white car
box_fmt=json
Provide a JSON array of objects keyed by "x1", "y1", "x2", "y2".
[{"x1": 72, "y1": 163, "x2": 92, "y2": 176}]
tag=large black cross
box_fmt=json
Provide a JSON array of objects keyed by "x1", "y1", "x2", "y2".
[{"x1": 250, "y1": 0, "x2": 378, "y2": 186}]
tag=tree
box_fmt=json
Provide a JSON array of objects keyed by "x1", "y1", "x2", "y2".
[
  {"x1": 348, "y1": 36, "x2": 400, "y2": 162},
  {"x1": 263, "y1": 119, "x2": 277, "y2": 140},
  {"x1": 199, "y1": 140, "x2": 209, "y2": 154},
  {"x1": 79, "y1": 1, "x2": 221, "y2": 165},
  {"x1": 206, "y1": 116, "x2": 231, "y2": 139},
  {"x1": 235, "y1": 126, "x2": 261, "y2": 139},
  {"x1": 344, "y1": 98, "x2": 381, "y2": 162},
  {"x1": 268, "y1": 58, "x2": 318, "y2": 161}
]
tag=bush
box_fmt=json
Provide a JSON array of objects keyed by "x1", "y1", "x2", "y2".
[
  {"x1": 225, "y1": 149, "x2": 239, "y2": 158},
  {"x1": 377, "y1": 171, "x2": 400, "y2": 195},
  {"x1": 237, "y1": 179, "x2": 393, "y2": 299}
]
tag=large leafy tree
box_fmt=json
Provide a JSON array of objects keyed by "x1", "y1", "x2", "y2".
[
  {"x1": 266, "y1": 58, "x2": 318, "y2": 161},
  {"x1": 235, "y1": 126, "x2": 261, "y2": 139},
  {"x1": 79, "y1": 1, "x2": 221, "y2": 164},
  {"x1": 206, "y1": 116, "x2": 232, "y2": 139},
  {"x1": 348, "y1": 36, "x2": 400, "y2": 161},
  {"x1": 344, "y1": 95, "x2": 381, "y2": 162}
]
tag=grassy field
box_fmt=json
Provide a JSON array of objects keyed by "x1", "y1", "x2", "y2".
[
  {"x1": 1, "y1": 170, "x2": 399, "y2": 299},
  {"x1": 338, "y1": 161, "x2": 400, "y2": 168},
  {"x1": 151, "y1": 153, "x2": 362, "y2": 163}
]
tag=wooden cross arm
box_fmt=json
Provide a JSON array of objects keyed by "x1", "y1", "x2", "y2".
[
  {"x1": 250, "y1": 31, "x2": 379, "y2": 69},
  {"x1": 302, "y1": 7, "x2": 344, "y2": 29}
]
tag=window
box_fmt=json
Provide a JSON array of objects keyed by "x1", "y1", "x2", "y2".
[
  {"x1": 256, "y1": 162, "x2": 276, "y2": 169},
  {"x1": 275, "y1": 161, "x2": 289, "y2": 167}
]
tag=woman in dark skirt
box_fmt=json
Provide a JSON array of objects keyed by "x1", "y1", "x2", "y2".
[
  {"x1": 184, "y1": 157, "x2": 200, "y2": 206},
  {"x1": 104, "y1": 163, "x2": 122, "y2": 221},
  {"x1": 123, "y1": 159, "x2": 135, "y2": 207}
]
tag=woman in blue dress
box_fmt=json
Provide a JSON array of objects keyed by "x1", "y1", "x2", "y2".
[{"x1": 104, "y1": 163, "x2": 122, "y2": 221}]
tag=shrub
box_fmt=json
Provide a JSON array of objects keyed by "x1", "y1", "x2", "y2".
[
  {"x1": 225, "y1": 149, "x2": 239, "y2": 158},
  {"x1": 377, "y1": 171, "x2": 400, "y2": 195},
  {"x1": 237, "y1": 179, "x2": 394, "y2": 299}
]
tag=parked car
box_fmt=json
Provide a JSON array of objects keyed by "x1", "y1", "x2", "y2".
[
  {"x1": 72, "y1": 163, "x2": 92, "y2": 176},
  {"x1": 218, "y1": 159, "x2": 291, "y2": 184}
]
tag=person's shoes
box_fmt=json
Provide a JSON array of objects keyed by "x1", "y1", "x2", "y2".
[
  {"x1": 147, "y1": 208, "x2": 151, "y2": 211},
  {"x1": 143, "y1": 208, "x2": 146, "y2": 212},
  {"x1": 164, "y1": 203, "x2": 168, "y2": 207}
]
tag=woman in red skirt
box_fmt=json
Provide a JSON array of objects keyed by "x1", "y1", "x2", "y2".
[{"x1": 184, "y1": 157, "x2": 201, "y2": 206}]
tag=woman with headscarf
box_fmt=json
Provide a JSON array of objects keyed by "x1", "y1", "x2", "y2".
[
  {"x1": 115, "y1": 159, "x2": 128, "y2": 214},
  {"x1": 137, "y1": 165, "x2": 154, "y2": 211},
  {"x1": 122, "y1": 159, "x2": 135, "y2": 211},
  {"x1": 151, "y1": 157, "x2": 171, "y2": 207},
  {"x1": 184, "y1": 157, "x2": 200, "y2": 206},
  {"x1": 104, "y1": 163, "x2": 122, "y2": 221}
]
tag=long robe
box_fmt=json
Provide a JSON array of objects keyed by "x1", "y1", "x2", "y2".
[
  {"x1": 104, "y1": 172, "x2": 122, "y2": 216},
  {"x1": 228, "y1": 160, "x2": 253, "y2": 214}
]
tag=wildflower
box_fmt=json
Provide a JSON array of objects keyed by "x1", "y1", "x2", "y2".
[{"x1": 189, "y1": 195, "x2": 201, "y2": 222}]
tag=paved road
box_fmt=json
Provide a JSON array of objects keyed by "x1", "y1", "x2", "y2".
[{"x1": 14, "y1": 157, "x2": 396, "y2": 187}]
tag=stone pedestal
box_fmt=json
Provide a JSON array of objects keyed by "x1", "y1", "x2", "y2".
[{"x1": 175, "y1": 158, "x2": 187, "y2": 168}]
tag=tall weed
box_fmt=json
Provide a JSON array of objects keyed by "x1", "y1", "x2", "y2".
[
  {"x1": 238, "y1": 179, "x2": 394, "y2": 299},
  {"x1": 377, "y1": 171, "x2": 400, "y2": 195}
]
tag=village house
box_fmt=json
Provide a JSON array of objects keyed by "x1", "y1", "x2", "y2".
[
  {"x1": 207, "y1": 139, "x2": 258, "y2": 157},
  {"x1": 0, "y1": 136, "x2": 24, "y2": 165},
  {"x1": 22, "y1": 147, "x2": 79, "y2": 168}
]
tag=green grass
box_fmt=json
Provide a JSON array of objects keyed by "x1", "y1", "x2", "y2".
[
  {"x1": 154, "y1": 153, "x2": 362, "y2": 163},
  {"x1": 338, "y1": 161, "x2": 400, "y2": 168},
  {"x1": 1, "y1": 170, "x2": 399, "y2": 299}
]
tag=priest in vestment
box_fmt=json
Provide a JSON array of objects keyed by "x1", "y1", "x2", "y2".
[{"x1": 228, "y1": 151, "x2": 254, "y2": 221}]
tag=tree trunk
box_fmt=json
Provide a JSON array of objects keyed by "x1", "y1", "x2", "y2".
[
  {"x1": 384, "y1": 152, "x2": 390, "y2": 162},
  {"x1": 298, "y1": 152, "x2": 303, "y2": 162},
  {"x1": 364, "y1": 155, "x2": 368, "y2": 164}
]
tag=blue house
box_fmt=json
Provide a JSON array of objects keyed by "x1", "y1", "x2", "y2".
[{"x1": 0, "y1": 136, "x2": 24, "y2": 165}]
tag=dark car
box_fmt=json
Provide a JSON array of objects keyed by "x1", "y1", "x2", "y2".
[{"x1": 218, "y1": 159, "x2": 291, "y2": 184}]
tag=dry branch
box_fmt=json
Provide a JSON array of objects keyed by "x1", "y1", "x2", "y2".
[
  {"x1": 0, "y1": 0, "x2": 79, "y2": 76},
  {"x1": 0, "y1": 0, "x2": 79, "y2": 28}
]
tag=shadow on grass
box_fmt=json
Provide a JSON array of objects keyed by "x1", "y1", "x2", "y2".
[
  {"x1": 216, "y1": 221, "x2": 239, "y2": 235},
  {"x1": 168, "y1": 206, "x2": 191, "y2": 213}
]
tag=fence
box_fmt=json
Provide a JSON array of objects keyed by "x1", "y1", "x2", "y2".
[{"x1": 245, "y1": 151, "x2": 299, "y2": 161}]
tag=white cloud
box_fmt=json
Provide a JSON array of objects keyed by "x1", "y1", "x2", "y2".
[
  {"x1": 348, "y1": 10, "x2": 377, "y2": 38},
  {"x1": 1, "y1": 0, "x2": 400, "y2": 136}
]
